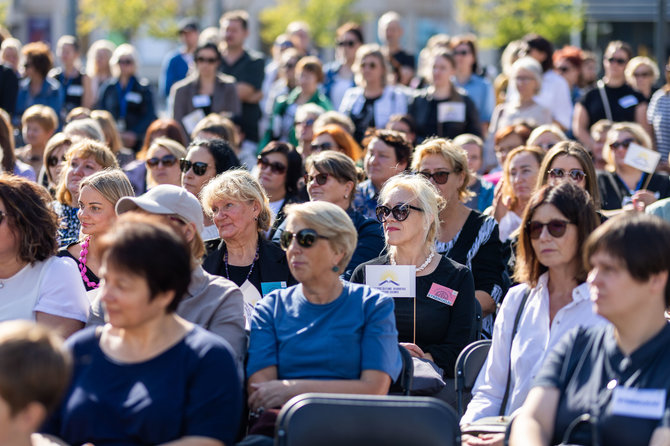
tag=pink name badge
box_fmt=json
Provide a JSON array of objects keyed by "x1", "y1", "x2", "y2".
[{"x1": 427, "y1": 283, "x2": 459, "y2": 306}]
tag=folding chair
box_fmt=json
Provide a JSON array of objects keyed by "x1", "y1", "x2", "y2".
[
  {"x1": 389, "y1": 344, "x2": 413, "y2": 396},
  {"x1": 454, "y1": 339, "x2": 492, "y2": 417},
  {"x1": 275, "y1": 393, "x2": 461, "y2": 446}
]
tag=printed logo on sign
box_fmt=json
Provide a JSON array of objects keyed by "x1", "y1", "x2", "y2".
[
  {"x1": 378, "y1": 271, "x2": 400, "y2": 287},
  {"x1": 427, "y1": 283, "x2": 459, "y2": 306}
]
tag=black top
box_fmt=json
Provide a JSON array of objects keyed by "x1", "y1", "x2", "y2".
[
  {"x1": 202, "y1": 236, "x2": 296, "y2": 297},
  {"x1": 50, "y1": 67, "x2": 85, "y2": 115},
  {"x1": 350, "y1": 94, "x2": 381, "y2": 143},
  {"x1": 596, "y1": 170, "x2": 670, "y2": 210},
  {"x1": 56, "y1": 245, "x2": 99, "y2": 291},
  {"x1": 0, "y1": 64, "x2": 18, "y2": 114},
  {"x1": 534, "y1": 324, "x2": 670, "y2": 446},
  {"x1": 350, "y1": 255, "x2": 476, "y2": 377},
  {"x1": 579, "y1": 82, "x2": 646, "y2": 127},
  {"x1": 408, "y1": 88, "x2": 482, "y2": 143}
]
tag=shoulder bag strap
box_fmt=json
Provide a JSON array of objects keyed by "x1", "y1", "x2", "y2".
[
  {"x1": 499, "y1": 287, "x2": 532, "y2": 416},
  {"x1": 597, "y1": 80, "x2": 613, "y2": 122}
]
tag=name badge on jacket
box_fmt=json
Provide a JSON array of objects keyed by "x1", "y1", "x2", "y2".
[
  {"x1": 192, "y1": 94, "x2": 212, "y2": 108},
  {"x1": 611, "y1": 387, "x2": 666, "y2": 419},
  {"x1": 125, "y1": 91, "x2": 142, "y2": 104}
]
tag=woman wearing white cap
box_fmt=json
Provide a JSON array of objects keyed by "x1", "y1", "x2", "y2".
[{"x1": 87, "y1": 184, "x2": 247, "y2": 367}]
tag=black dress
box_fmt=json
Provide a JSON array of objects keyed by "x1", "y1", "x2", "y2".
[
  {"x1": 57, "y1": 245, "x2": 99, "y2": 291},
  {"x1": 596, "y1": 170, "x2": 670, "y2": 210}
]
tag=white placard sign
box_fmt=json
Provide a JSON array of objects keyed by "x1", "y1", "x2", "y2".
[
  {"x1": 623, "y1": 142, "x2": 661, "y2": 174},
  {"x1": 365, "y1": 265, "x2": 415, "y2": 298}
]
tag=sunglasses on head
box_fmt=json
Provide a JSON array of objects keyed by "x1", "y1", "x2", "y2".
[
  {"x1": 528, "y1": 219, "x2": 571, "y2": 240},
  {"x1": 417, "y1": 170, "x2": 451, "y2": 185},
  {"x1": 547, "y1": 168, "x2": 586, "y2": 182},
  {"x1": 196, "y1": 56, "x2": 218, "y2": 64},
  {"x1": 257, "y1": 157, "x2": 287, "y2": 175},
  {"x1": 146, "y1": 154, "x2": 178, "y2": 168},
  {"x1": 311, "y1": 142, "x2": 334, "y2": 152},
  {"x1": 337, "y1": 40, "x2": 357, "y2": 48},
  {"x1": 375, "y1": 203, "x2": 423, "y2": 223},
  {"x1": 607, "y1": 57, "x2": 627, "y2": 65},
  {"x1": 610, "y1": 138, "x2": 635, "y2": 150},
  {"x1": 180, "y1": 158, "x2": 209, "y2": 176},
  {"x1": 279, "y1": 228, "x2": 329, "y2": 250},
  {"x1": 47, "y1": 155, "x2": 66, "y2": 167},
  {"x1": 304, "y1": 172, "x2": 330, "y2": 186}
]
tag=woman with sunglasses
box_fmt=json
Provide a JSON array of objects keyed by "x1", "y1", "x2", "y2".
[
  {"x1": 311, "y1": 124, "x2": 364, "y2": 161},
  {"x1": 351, "y1": 174, "x2": 476, "y2": 383},
  {"x1": 461, "y1": 183, "x2": 605, "y2": 446},
  {"x1": 202, "y1": 170, "x2": 295, "y2": 320},
  {"x1": 573, "y1": 41, "x2": 647, "y2": 153},
  {"x1": 527, "y1": 124, "x2": 568, "y2": 152},
  {"x1": 144, "y1": 137, "x2": 186, "y2": 189},
  {"x1": 245, "y1": 201, "x2": 401, "y2": 439},
  {"x1": 413, "y1": 138, "x2": 506, "y2": 338},
  {"x1": 272, "y1": 151, "x2": 384, "y2": 280},
  {"x1": 597, "y1": 122, "x2": 670, "y2": 211},
  {"x1": 323, "y1": 23, "x2": 363, "y2": 109},
  {"x1": 57, "y1": 169, "x2": 134, "y2": 291},
  {"x1": 181, "y1": 138, "x2": 241, "y2": 240},
  {"x1": 170, "y1": 42, "x2": 242, "y2": 137},
  {"x1": 43, "y1": 133, "x2": 73, "y2": 194},
  {"x1": 256, "y1": 142, "x2": 305, "y2": 239}
]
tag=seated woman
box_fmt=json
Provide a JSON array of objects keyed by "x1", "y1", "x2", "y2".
[
  {"x1": 43, "y1": 215, "x2": 242, "y2": 446},
  {"x1": 511, "y1": 213, "x2": 670, "y2": 446},
  {"x1": 201, "y1": 170, "x2": 296, "y2": 317},
  {"x1": 273, "y1": 151, "x2": 384, "y2": 280},
  {"x1": 144, "y1": 137, "x2": 186, "y2": 189},
  {"x1": 413, "y1": 138, "x2": 507, "y2": 338},
  {"x1": 311, "y1": 123, "x2": 364, "y2": 161},
  {"x1": 461, "y1": 183, "x2": 606, "y2": 446},
  {"x1": 0, "y1": 175, "x2": 88, "y2": 338},
  {"x1": 351, "y1": 174, "x2": 476, "y2": 377},
  {"x1": 246, "y1": 201, "x2": 401, "y2": 433},
  {"x1": 453, "y1": 133, "x2": 495, "y2": 213},
  {"x1": 57, "y1": 169, "x2": 134, "y2": 290},
  {"x1": 42, "y1": 133, "x2": 72, "y2": 195}
]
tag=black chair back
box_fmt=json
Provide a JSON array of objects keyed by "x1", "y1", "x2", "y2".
[{"x1": 454, "y1": 339, "x2": 492, "y2": 416}]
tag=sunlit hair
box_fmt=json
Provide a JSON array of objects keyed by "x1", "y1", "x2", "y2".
[
  {"x1": 21, "y1": 105, "x2": 58, "y2": 133},
  {"x1": 313, "y1": 124, "x2": 363, "y2": 161},
  {"x1": 200, "y1": 169, "x2": 272, "y2": 232},
  {"x1": 313, "y1": 111, "x2": 355, "y2": 136},
  {"x1": 411, "y1": 137, "x2": 474, "y2": 202},
  {"x1": 63, "y1": 118, "x2": 105, "y2": 142},
  {"x1": 625, "y1": 56, "x2": 660, "y2": 89},
  {"x1": 602, "y1": 122, "x2": 653, "y2": 172},
  {"x1": 78, "y1": 169, "x2": 134, "y2": 212},
  {"x1": 138, "y1": 118, "x2": 188, "y2": 160},
  {"x1": 85, "y1": 40, "x2": 115, "y2": 78},
  {"x1": 43, "y1": 133, "x2": 73, "y2": 185},
  {"x1": 501, "y1": 145, "x2": 544, "y2": 210},
  {"x1": 110, "y1": 43, "x2": 140, "y2": 78},
  {"x1": 305, "y1": 150, "x2": 359, "y2": 205},
  {"x1": 353, "y1": 44, "x2": 387, "y2": 87},
  {"x1": 527, "y1": 124, "x2": 567, "y2": 147}
]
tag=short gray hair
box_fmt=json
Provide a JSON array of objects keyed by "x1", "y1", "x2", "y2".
[
  {"x1": 511, "y1": 56, "x2": 543, "y2": 88},
  {"x1": 64, "y1": 118, "x2": 105, "y2": 143}
]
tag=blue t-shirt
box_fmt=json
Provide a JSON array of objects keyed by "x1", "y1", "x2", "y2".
[
  {"x1": 247, "y1": 282, "x2": 402, "y2": 381},
  {"x1": 43, "y1": 326, "x2": 242, "y2": 445}
]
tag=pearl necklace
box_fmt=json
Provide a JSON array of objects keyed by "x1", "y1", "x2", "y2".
[
  {"x1": 390, "y1": 248, "x2": 436, "y2": 273},
  {"x1": 78, "y1": 236, "x2": 99, "y2": 289}
]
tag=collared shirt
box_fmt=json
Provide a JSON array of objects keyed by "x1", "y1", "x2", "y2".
[
  {"x1": 461, "y1": 273, "x2": 607, "y2": 425},
  {"x1": 352, "y1": 179, "x2": 379, "y2": 220},
  {"x1": 454, "y1": 74, "x2": 495, "y2": 123}
]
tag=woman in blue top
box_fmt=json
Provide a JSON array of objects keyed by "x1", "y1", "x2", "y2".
[{"x1": 44, "y1": 214, "x2": 242, "y2": 446}]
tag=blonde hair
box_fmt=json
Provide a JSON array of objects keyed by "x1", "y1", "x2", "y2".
[
  {"x1": 200, "y1": 169, "x2": 272, "y2": 231},
  {"x1": 501, "y1": 146, "x2": 545, "y2": 210},
  {"x1": 21, "y1": 105, "x2": 58, "y2": 133},
  {"x1": 411, "y1": 138, "x2": 474, "y2": 202},
  {"x1": 110, "y1": 44, "x2": 139, "y2": 78},
  {"x1": 603, "y1": 122, "x2": 653, "y2": 172},
  {"x1": 284, "y1": 201, "x2": 357, "y2": 272},
  {"x1": 85, "y1": 40, "x2": 115, "y2": 77},
  {"x1": 527, "y1": 124, "x2": 568, "y2": 146},
  {"x1": 353, "y1": 44, "x2": 387, "y2": 87},
  {"x1": 78, "y1": 169, "x2": 134, "y2": 210},
  {"x1": 625, "y1": 56, "x2": 660, "y2": 88},
  {"x1": 90, "y1": 110, "x2": 122, "y2": 153}
]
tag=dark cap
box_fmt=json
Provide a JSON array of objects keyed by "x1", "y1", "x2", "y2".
[{"x1": 178, "y1": 18, "x2": 199, "y2": 33}]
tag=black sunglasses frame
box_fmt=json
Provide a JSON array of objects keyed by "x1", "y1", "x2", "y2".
[
  {"x1": 304, "y1": 173, "x2": 329, "y2": 186},
  {"x1": 416, "y1": 170, "x2": 451, "y2": 185},
  {"x1": 257, "y1": 157, "x2": 287, "y2": 175},
  {"x1": 146, "y1": 154, "x2": 178, "y2": 168},
  {"x1": 547, "y1": 168, "x2": 586, "y2": 182},
  {"x1": 280, "y1": 228, "x2": 329, "y2": 250},
  {"x1": 527, "y1": 219, "x2": 571, "y2": 240},
  {"x1": 180, "y1": 158, "x2": 209, "y2": 176},
  {"x1": 375, "y1": 203, "x2": 424, "y2": 223}
]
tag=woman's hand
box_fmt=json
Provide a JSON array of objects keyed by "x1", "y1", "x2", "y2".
[
  {"x1": 491, "y1": 180, "x2": 509, "y2": 222},
  {"x1": 248, "y1": 380, "x2": 295, "y2": 411},
  {"x1": 632, "y1": 189, "x2": 657, "y2": 209},
  {"x1": 400, "y1": 342, "x2": 425, "y2": 358},
  {"x1": 462, "y1": 433, "x2": 505, "y2": 446}
]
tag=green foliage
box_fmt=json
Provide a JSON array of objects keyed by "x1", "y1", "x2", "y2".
[
  {"x1": 260, "y1": 0, "x2": 364, "y2": 49},
  {"x1": 457, "y1": 0, "x2": 583, "y2": 49},
  {"x1": 0, "y1": 0, "x2": 7, "y2": 27}
]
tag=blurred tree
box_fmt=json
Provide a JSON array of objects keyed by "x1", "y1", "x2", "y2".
[
  {"x1": 457, "y1": 0, "x2": 583, "y2": 49},
  {"x1": 260, "y1": 0, "x2": 365, "y2": 49},
  {"x1": 0, "y1": 0, "x2": 7, "y2": 26}
]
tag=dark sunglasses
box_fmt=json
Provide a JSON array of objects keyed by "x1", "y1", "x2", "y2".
[
  {"x1": 180, "y1": 158, "x2": 209, "y2": 176},
  {"x1": 633, "y1": 71, "x2": 652, "y2": 78},
  {"x1": 146, "y1": 154, "x2": 178, "y2": 168},
  {"x1": 528, "y1": 219, "x2": 571, "y2": 240},
  {"x1": 375, "y1": 203, "x2": 423, "y2": 223},
  {"x1": 417, "y1": 170, "x2": 451, "y2": 185},
  {"x1": 453, "y1": 50, "x2": 470, "y2": 56},
  {"x1": 361, "y1": 62, "x2": 377, "y2": 69},
  {"x1": 257, "y1": 157, "x2": 287, "y2": 174},
  {"x1": 280, "y1": 228, "x2": 329, "y2": 250},
  {"x1": 337, "y1": 40, "x2": 357, "y2": 48},
  {"x1": 311, "y1": 142, "x2": 334, "y2": 152},
  {"x1": 196, "y1": 56, "x2": 218, "y2": 64},
  {"x1": 47, "y1": 155, "x2": 66, "y2": 167},
  {"x1": 118, "y1": 58, "x2": 134, "y2": 65},
  {"x1": 547, "y1": 168, "x2": 586, "y2": 182},
  {"x1": 607, "y1": 57, "x2": 627, "y2": 65},
  {"x1": 304, "y1": 172, "x2": 329, "y2": 186},
  {"x1": 610, "y1": 138, "x2": 635, "y2": 150}
]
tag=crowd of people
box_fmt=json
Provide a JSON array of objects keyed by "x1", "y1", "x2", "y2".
[{"x1": 1, "y1": 9, "x2": 670, "y2": 446}]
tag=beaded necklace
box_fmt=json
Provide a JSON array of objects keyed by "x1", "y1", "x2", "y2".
[
  {"x1": 224, "y1": 241, "x2": 260, "y2": 284},
  {"x1": 78, "y1": 236, "x2": 99, "y2": 289},
  {"x1": 390, "y1": 248, "x2": 436, "y2": 273}
]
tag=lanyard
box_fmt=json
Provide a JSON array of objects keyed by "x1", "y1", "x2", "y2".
[{"x1": 115, "y1": 77, "x2": 136, "y2": 119}]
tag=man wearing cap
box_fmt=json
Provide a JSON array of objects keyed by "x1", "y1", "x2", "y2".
[
  {"x1": 87, "y1": 185, "x2": 247, "y2": 371},
  {"x1": 160, "y1": 18, "x2": 200, "y2": 102}
]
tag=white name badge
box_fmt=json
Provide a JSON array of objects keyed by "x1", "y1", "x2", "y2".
[
  {"x1": 192, "y1": 94, "x2": 212, "y2": 108},
  {"x1": 623, "y1": 142, "x2": 661, "y2": 174},
  {"x1": 611, "y1": 387, "x2": 666, "y2": 419},
  {"x1": 437, "y1": 101, "x2": 466, "y2": 123},
  {"x1": 618, "y1": 94, "x2": 639, "y2": 109},
  {"x1": 365, "y1": 265, "x2": 415, "y2": 298},
  {"x1": 66, "y1": 84, "x2": 84, "y2": 96},
  {"x1": 125, "y1": 91, "x2": 142, "y2": 104},
  {"x1": 182, "y1": 109, "x2": 206, "y2": 135}
]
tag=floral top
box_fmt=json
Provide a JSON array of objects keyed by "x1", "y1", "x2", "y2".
[{"x1": 54, "y1": 202, "x2": 80, "y2": 248}]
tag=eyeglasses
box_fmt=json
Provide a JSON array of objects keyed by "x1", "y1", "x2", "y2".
[
  {"x1": 536, "y1": 142, "x2": 557, "y2": 150},
  {"x1": 610, "y1": 138, "x2": 635, "y2": 150},
  {"x1": 196, "y1": 56, "x2": 218, "y2": 64},
  {"x1": 257, "y1": 157, "x2": 287, "y2": 174},
  {"x1": 375, "y1": 203, "x2": 423, "y2": 223},
  {"x1": 280, "y1": 228, "x2": 329, "y2": 250},
  {"x1": 633, "y1": 71, "x2": 652, "y2": 78},
  {"x1": 527, "y1": 219, "x2": 571, "y2": 240},
  {"x1": 607, "y1": 57, "x2": 627, "y2": 65},
  {"x1": 547, "y1": 168, "x2": 586, "y2": 182},
  {"x1": 180, "y1": 158, "x2": 209, "y2": 176},
  {"x1": 417, "y1": 170, "x2": 451, "y2": 185},
  {"x1": 311, "y1": 142, "x2": 334, "y2": 152},
  {"x1": 146, "y1": 154, "x2": 178, "y2": 168},
  {"x1": 453, "y1": 50, "x2": 470, "y2": 56},
  {"x1": 361, "y1": 62, "x2": 377, "y2": 69},
  {"x1": 47, "y1": 155, "x2": 66, "y2": 167},
  {"x1": 118, "y1": 58, "x2": 134, "y2": 65},
  {"x1": 337, "y1": 40, "x2": 357, "y2": 48},
  {"x1": 304, "y1": 172, "x2": 330, "y2": 185}
]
